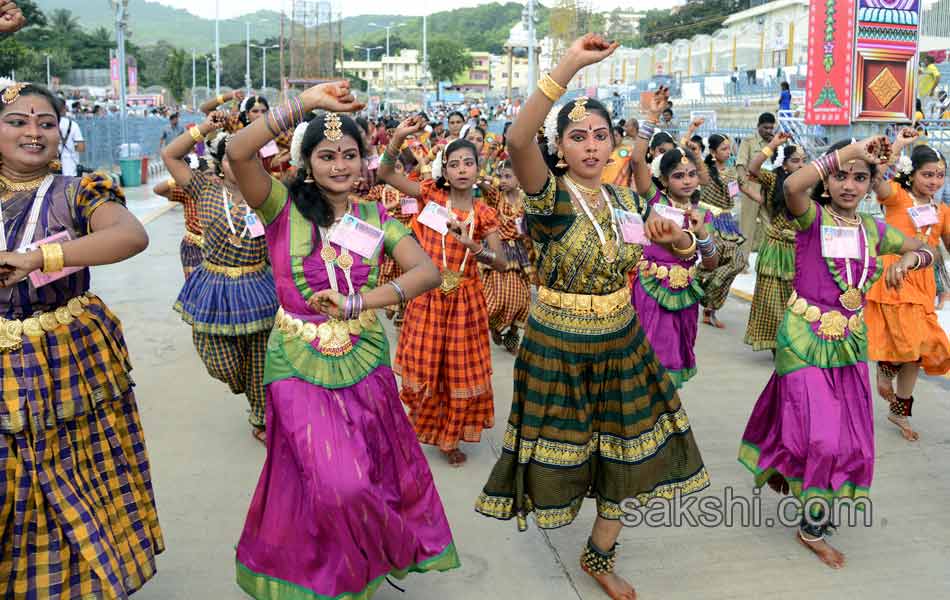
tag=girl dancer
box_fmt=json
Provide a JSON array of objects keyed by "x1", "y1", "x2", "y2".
[
  {"x1": 743, "y1": 133, "x2": 805, "y2": 351},
  {"x1": 163, "y1": 112, "x2": 278, "y2": 442},
  {"x1": 630, "y1": 89, "x2": 720, "y2": 388},
  {"x1": 227, "y1": 81, "x2": 460, "y2": 599},
  {"x1": 481, "y1": 160, "x2": 533, "y2": 353},
  {"x1": 867, "y1": 132, "x2": 950, "y2": 440},
  {"x1": 0, "y1": 81, "x2": 163, "y2": 598},
  {"x1": 153, "y1": 157, "x2": 207, "y2": 278},
  {"x1": 379, "y1": 116, "x2": 507, "y2": 466},
  {"x1": 698, "y1": 133, "x2": 748, "y2": 327},
  {"x1": 476, "y1": 35, "x2": 708, "y2": 600},
  {"x1": 739, "y1": 137, "x2": 927, "y2": 569}
]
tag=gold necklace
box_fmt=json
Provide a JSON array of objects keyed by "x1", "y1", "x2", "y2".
[
  {"x1": 564, "y1": 173, "x2": 602, "y2": 197},
  {"x1": 0, "y1": 173, "x2": 47, "y2": 192},
  {"x1": 827, "y1": 207, "x2": 861, "y2": 227}
]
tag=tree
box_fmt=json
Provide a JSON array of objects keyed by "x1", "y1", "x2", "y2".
[
  {"x1": 428, "y1": 38, "x2": 471, "y2": 100},
  {"x1": 48, "y1": 8, "x2": 80, "y2": 38},
  {"x1": 13, "y1": 0, "x2": 46, "y2": 29},
  {"x1": 164, "y1": 48, "x2": 188, "y2": 105}
]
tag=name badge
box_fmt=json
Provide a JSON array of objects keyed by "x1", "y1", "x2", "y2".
[
  {"x1": 652, "y1": 203, "x2": 687, "y2": 227},
  {"x1": 329, "y1": 213, "x2": 385, "y2": 258},
  {"x1": 400, "y1": 197, "x2": 419, "y2": 215},
  {"x1": 820, "y1": 225, "x2": 861, "y2": 259},
  {"x1": 514, "y1": 216, "x2": 525, "y2": 235},
  {"x1": 727, "y1": 180, "x2": 740, "y2": 198},
  {"x1": 908, "y1": 205, "x2": 938, "y2": 229},
  {"x1": 245, "y1": 212, "x2": 265, "y2": 238},
  {"x1": 25, "y1": 231, "x2": 83, "y2": 288},
  {"x1": 417, "y1": 201, "x2": 450, "y2": 235},
  {"x1": 259, "y1": 140, "x2": 279, "y2": 159},
  {"x1": 615, "y1": 209, "x2": 649, "y2": 245}
]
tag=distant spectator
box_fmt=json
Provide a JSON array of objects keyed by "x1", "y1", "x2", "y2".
[
  {"x1": 159, "y1": 112, "x2": 183, "y2": 149},
  {"x1": 57, "y1": 99, "x2": 85, "y2": 177},
  {"x1": 918, "y1": 54, "x2": 941, "y2": 100},
  {"x1": 731, "y1": 67, "x2": 740, "y2": 93},
  {"x1": 779, "y1": 81, "x2": 792, "y2": 112},
  {"x1": 661, "y1": 108, "x2": 674, "y2": 128},
  {"x1": 623, "y1": 118, "x2": 639, "y2": 143}
]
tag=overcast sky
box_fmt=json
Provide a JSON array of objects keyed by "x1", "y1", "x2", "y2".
[{"x1": 152, "y1": 0, "x2": 683, "y2": 20}]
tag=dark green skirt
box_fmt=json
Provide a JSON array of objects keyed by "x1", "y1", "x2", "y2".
[{"x1": 475, "y1": 300, "x2": 710, "y2": 530}]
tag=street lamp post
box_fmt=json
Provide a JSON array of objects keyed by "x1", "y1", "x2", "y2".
[
  {"x1": 206, "y1": 56, "x2": 211, "y2": 92},
  {"x1": 214, "y1": 0, "x2": 220, "y2": 93},
  {"x1": 251, "y1": 44, "x2": 280, "y2": 89},
  {"x1": 368, "y1": 22, "x2": 404, "y2": 115},
  {"x1": 191, "y1": 49, "x2": 197, "y2": 110},
  {"x1": 45, "y1": 54, "x2": 51, "y2": 88},
  {"x1": 112, "y1": 0, "x2": 130, "y2": 154},
  {"x1": 354, "y1": 45, "x2": 383, "y2": 113},
  {"x1": 245, "y1": 22, "x2": 252, "y2": 96}
]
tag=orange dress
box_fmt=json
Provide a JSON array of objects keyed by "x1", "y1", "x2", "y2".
[
  {"x1": 395, "y1": 180, "x2": 499, "y2": 450},
  {"x1": 866, "y1": 182, "x2": 950, "y2": 375}
]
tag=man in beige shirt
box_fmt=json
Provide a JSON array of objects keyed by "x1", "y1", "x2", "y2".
[{"x1": 736, "y1": 112, "x2": 777, "y2": 255}]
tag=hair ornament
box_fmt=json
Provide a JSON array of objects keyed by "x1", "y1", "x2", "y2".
[
  {"x1": 2, "y1": 82, "x2": 28, "y2": 105},
  {"x1": 431, "y1": 148, "x2": 444, "y2": 181},
  {"x1": 289, "y1": 121, "x2": 309, "y2": 168},
  {"x1": 679, "y1": 149, "x2": 689, "y2": 165},
  {"x1": 568, "y1": 97, "x2": 589, "y2": 122},
  {"x1": 774, "y1": 144, "x2": 787, "y2": 166},
  {"x1": 543, "y1": 105, "x2": 559, "y2": 154},
  {"x1": 651, "y1": 154, "x2": 663, "y2": 179},
  {"x1": 895, "y1": 154, "x2": 913, "y2": 176},
  {"x1": 323, "y1": 112, "x2": 343, "y2": 142}
]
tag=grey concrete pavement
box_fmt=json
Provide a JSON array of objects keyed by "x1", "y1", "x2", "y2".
[{"x1": 96, "y1": 196, "x2": 950, "y2": 599}]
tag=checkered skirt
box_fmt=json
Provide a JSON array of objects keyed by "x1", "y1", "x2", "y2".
[
  {"x1": 483, "y1": 269, "x2": 531, "y2": 333},
  {"x1": 0, "y1": 296, "x2": 164, "y2": 597}
]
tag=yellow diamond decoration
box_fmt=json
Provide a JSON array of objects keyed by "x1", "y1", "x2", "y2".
[{"x1": 867, "y1": 67, "x2": 902, "y2": 108}]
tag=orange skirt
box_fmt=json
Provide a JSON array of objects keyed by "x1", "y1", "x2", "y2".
[
  {"x1": 395, "y1": 277, "x2": 494, "y2": 450},
  {"x1": 866, "y1": 300, "x2": 950, "y2": 375}
]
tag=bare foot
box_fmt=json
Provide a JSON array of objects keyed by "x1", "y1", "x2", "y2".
[
  {"x1": 704, "y1": 310, "x2": 726, "y2": 329},
  {"x1": 385, "y1": 307, "x2": 395, "y2": 320},
  {"x1": 490, "y1": 330, "x2": 504, "y2": 346},
  {"x1": 797, "y1": 532, "x2": 846, "y2": 569},
  {"x1": 442, "y1": 448, "x2": 467, "y2": 467},
  {"x1": 887, "y1": 414, "x2": 920, "y2": 441},
  {"x1": 252, "y1": 427, "x2": 266, "y2": 445},
  {"x1": 876, "y1": 365, "x2": 896, "y2": 401},
  {"x1": 581, "y1": 561, "x2": 637, "y2": 600},
  {"x1": 767, "y1": 472, "x2": 790, "y2": 495}
]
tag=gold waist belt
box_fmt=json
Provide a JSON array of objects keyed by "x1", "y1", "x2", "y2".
[
  {"x1": 0, "y1": 293, "x2": 94, "y2": 353},
  {"x1": 536, "y1": 286, "x2": 630, "y2": 317},
  {"x1": 183, "y1": 231, "x2": 204, "y2": 247},
  {"x1": 202, "y1": 261, "x2": 267, "y2": 279},
  {"x1": 786, "y1": 290, "x2": 864, "y2": 340},
  {"x1": 274, "y1": 306, "x2": 377, "y2": 356},
  {"x1": 638, "y1": 261, "x2": 698, "y2": 289}
]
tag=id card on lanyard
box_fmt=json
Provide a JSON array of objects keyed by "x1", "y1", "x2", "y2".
[
  {"x1": 614, "y1": 209, "x2": 649, "y2": 245},
  {"x1": 0, "y1": 175, "x2": 55, "y2": 254},
  {"x1": 820, "y1": 226, "x2": 861, "y2": 259}
]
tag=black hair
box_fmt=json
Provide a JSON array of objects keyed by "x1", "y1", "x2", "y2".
[
  {"x1": 690, "y1": 135, "x2": 705, "y2": 154},
  {"x1": 894, "y1": 144, "x2": 946, "y2": 191},
  {"x1": 502, "y1": 121, "x2": 512, "y2": 138},
  {"x1": 354, "y1": 116, "x2": 370, "y2": 135},
  {"x1": 662, "y1": 107, "x2": 674, "y2": 116},
  {"x1": 0, "y1": 83, "x2": 63, "y2": 121},
  {"x1": 239, "y1": 95, "x2": 269, "y2": 126},
  {"x1": 614, "y1": 125, "x2": 625, "y2": 137},
  {"x1": 207, "y1": 132, "x2": 230, "y2": 178},
  {"x1": 287, "y1": 113, "x2": 366, "y2": 228},
  {"x1": 646, "y1": 131, "x2": 676, "y2": 163},
  {"x1": 809, "y1": 139, "x2": 880, "y2": 206},
  {"x1": 539, "y1": 97, "x2": 613, "y2": 176},
  {"x1": 436, "y1": 138, "x2": 479, "y2": 188},
  {"x1": 496, "y1": 158, "x2": 513, "y2": 172},
  {"x1": 704, "y1": 134, "x2": 730, "y2": 188},
  {"x1": 781, "y1": 82, "x2": 790, "y2": 91},
  {"x1": 758, "y1": 112, "x2": 776, "y2": 125},
  {"x1": 447, "y1": 111, "x2": 465, "y2": 122},
  {"x1": 169, "y1": 112, "x2": 180, "y2": 120},
  {"x1": 767, "y1": 143, "x2": 802, "y2": 215}
]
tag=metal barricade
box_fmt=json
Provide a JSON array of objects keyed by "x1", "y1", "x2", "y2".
[{"x1": 74, "y1": 111, "x2": 205, "y2": 171}]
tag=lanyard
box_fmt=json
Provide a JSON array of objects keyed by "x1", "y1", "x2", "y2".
[
  {"x1": 222, "y1": 185, "x2": 249, "y2": 238},
  {"x1": 842, "y1": 220, "x2": 870, "y2": 291},
  {"x1": 441, "y1": 198, "x2": 476, "y2": 272},
  {"x1": 0, "y1": 175, "x2": 56, "y2": 252}
]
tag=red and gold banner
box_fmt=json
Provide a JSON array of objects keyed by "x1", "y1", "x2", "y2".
[{"x1": 805, "y1": 0, "x2": 856, "y2": 125}]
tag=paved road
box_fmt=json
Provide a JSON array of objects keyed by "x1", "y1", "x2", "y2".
[{"x1": 99, "y1": 195, "x2": 950, "y2": 599}]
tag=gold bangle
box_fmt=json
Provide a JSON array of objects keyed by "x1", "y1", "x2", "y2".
[
  {"x1": 40, "y1": 243, "x2": 65, "y2": 274},
  {"x1": 167, "y1": 178, "x2": 177, "y2": 189},
  {"x1": 672, "y1": 230, "x2": 698, "y2": 258},
  {"x1": 188, "y1": 126, "x2": 203, "y2": 143},
  {"x1": 216, "y1": 94, "x2": 225, "y2": 105},
  {"x1": 760, "y1": 146, "x2": 774, "y2": 159},
  {"x1": 537, "y1": 73, "x2": 566, "y2": 102}
]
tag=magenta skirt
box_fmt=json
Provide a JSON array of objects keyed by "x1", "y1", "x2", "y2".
[
  {"x1": 738, "y1": 363, "x2": 875, "y2": 505},
  {"x1": 235, "y1": 366, "x2": 459, "y2": 599},
  {"x1": 631, "y1": 277, "x2": 699, "y2": 388}
]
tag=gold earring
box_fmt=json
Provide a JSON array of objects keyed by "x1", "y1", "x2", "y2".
[
  {"x1": 49, "y1": 158, "x2": 62, "y2": 173},
  {"x1": 555, "y1": 150, "x2": 567, "y2": 169}
]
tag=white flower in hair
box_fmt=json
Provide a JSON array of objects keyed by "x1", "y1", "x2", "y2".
[
  {"x1": 187, "y1": 154, "x2": 199, "y2": 169},
  {"x1": 896, "y1": 154, "x2": 913, "y2": 175},
  {"x1": 240, "y1": 96, "x2": 254, "y2": 113},
  {"x1": 431, "y1": 148, "x2": 444, "y2": 181},
  {"x1": 289, "y1": 122, "x2": 309, "y2": 168},
  {"x1": 543, "y1": 105, "x2": 559, "y2": 155},
  {"x1": 650, "y1": 153, "x2": 663, "y2": 179},
  {"x1": 774, "y1": 144, "x2": 787, "y2": 166}
]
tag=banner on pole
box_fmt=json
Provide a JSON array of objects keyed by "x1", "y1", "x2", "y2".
[
  {"x1": 804, "y1": 0, "x2": 856, "y2": 125},
  {"x1": 851, "y1": 0, "x2": 921, "y2": 122}
]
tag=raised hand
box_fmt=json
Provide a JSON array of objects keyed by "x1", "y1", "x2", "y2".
[
  {"x1": 687, "y1": 117, "x2": 705, "y2": 133},
  {"x1": 856, "y1": 136, "x2": 891, "y2": 165},
  {"x1": 300, "y1": 81, "x2": 364, "y2": 114},
  {"x1": 647, "y1": 87, "x2": 669, "y2": 120},
  {"x1": 770, "y1": 131, "x2": 793, "y2": 148},
  {"x1": 0, "y1": 2, "x2": 27, "y2": 34},
  {"x1": 206, "y1": 110, "x2": 228, "y2": 131},
  {"x1": 565, "y1": 33, "x2": 620, "y2": 71},
  {"x1": 395, "y1": 115, "x2": 426, "y2": 140},
  {"x1": 645, "y1": 215, "x2": 684, "y2": 245}
]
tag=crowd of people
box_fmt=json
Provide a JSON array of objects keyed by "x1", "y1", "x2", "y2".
[{"x1": 1, "y1": 1, "x2": 949, "y2": 597}]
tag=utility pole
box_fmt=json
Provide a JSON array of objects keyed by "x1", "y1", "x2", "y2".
[
  {"x1": 206, "y1": 56, "x2": 211, "y2": 92},
  {"x1": 279, "y1": 9, "x2": 285, "y2": 98},
  {"x1": 245, "y1": 22, "x2": 252, "y2": 96},
  {"x1": 214, "y1": 0, "x2": 221, "y2": 93},
  {"x1": 422, "y1": 13, "x2": 428, "y2": 107},
  {"x1": 526, "y1": 0, "x2": 536, "y2": 96},
  {"x1": 113, "y1": 0, "x2": 130, "y2": 153},
  {"x1": 45, "y1": 54, "x2": 51, "y2": 88},
  {"x1": 191, "y1": 49, "x2": 197, "y2": 110}
]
